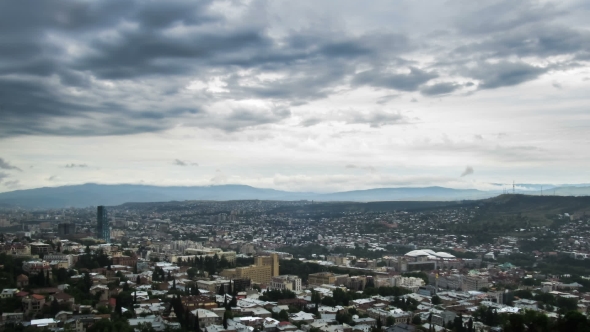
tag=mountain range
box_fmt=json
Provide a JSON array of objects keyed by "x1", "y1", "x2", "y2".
[{"x1": 1, "y1": 183, "x2": 589, "y2": 208}]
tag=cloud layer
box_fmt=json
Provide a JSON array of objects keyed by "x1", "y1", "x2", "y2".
[{"x1": 1, "y1": 0, "x2": 589, "y2": 192}]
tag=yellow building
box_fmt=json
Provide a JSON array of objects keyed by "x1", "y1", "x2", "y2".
[
  {"x1": 220, "y1": 254, "x2": 279, "y2": 284},
  {"x1": 307, "y1": 272, "x2": 337, "y2": 286}
]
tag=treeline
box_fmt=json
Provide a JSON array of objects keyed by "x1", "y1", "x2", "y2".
[{"x1": 176, "y1": 254, "x2": 233, "y2": 276}]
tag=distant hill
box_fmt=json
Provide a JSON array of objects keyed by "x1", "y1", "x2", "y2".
[
  {"x1": 0, "y1": 183, "x2": 498, "y2": 208},
  {"x1": 317, "y1": 186, "x2": 494, "y2": 202}
]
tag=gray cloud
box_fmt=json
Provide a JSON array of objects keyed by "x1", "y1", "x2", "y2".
[
  {"x1": 299, "y1": 118, "x2": 323, "y2": 127},
  {"x1": 0, "y1": 0, "x2": 587, "y2": 137},
  {"x1": 3, "y1": 180, "x2": 19, "y2": 188},
  {"x1": 65, "y1": 163, "x2": 88, "y2": 168},
  {"x1": 353, "y1": 67, "x2": 438, "y2": 91},
  {"x1": 460, "y1": 166, "x2": 474, "y2": 177},
  {"x1": 345, "y1": 110, "x2": 409, "y2": 128},
  {"x1": 0, "y1": 172, "x2": 8, "y2": 183},
  {"x1": 0, "y1": 158, "x2": 22, "y2": 171},
  {"x1": 420, "y1": 82, "x2": 462, "y2": 96},
  {"x1": 468, "y1": 61, "x2": 548, "y2": 89},
  {"x1": 345, "y1": 164, "x2": 376, "y2": 173},
  {"x1": 47, "y1": 175, "x2": 57, "y2": 181},
  {"x1": 174, "y1": 159, "x2": 198, "y2": 166}
]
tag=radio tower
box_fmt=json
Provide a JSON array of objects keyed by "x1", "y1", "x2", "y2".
[{"x1": 513, "y1": 181, "x2": 515, "y2": 194}]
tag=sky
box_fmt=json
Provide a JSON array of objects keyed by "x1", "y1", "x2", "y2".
[{"x1": 1, "y1": 0, "x2": 590, "y2": 193}]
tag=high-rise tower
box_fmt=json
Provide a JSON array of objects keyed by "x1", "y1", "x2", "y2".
[{"x1": 97, "y1": 206, "x2": 110, "y2": 243}]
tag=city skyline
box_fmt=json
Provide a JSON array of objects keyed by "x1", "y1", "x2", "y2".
[{"x1": 1, "y1": 1, "x2": 590, "y2": 193}]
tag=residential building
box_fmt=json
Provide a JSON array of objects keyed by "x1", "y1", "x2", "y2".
[
  {"x1": 270, "y1": 275, "x2": 302, "y2": 292},
  {"x1": 220, "y1": 254, "x2": 279, "y2": 284}
]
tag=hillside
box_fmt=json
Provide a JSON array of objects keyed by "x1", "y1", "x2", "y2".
[{"x1": 0, "y1": 183, "x2": 495, "y2": 208}]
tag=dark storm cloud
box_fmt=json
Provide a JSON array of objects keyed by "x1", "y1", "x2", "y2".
[
  {"x1": 420, "y1": 82, "x2": 462, "y2": 96},
  {"x1": 0, "y1": 158, "x2": 21, "y2": 171},
  {"x1": 0, "y1": 0, "x2": 587, "y2": 137},
  {"x1": 468, "y1": 61, "x2": 548, "y2": 89},
  {"x1": 352, "y1": 67, "x2": 438, "y2": 91}
]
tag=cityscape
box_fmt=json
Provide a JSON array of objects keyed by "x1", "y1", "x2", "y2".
[
  {"x1": 2, "y1": 195, "x2": 590, "y2": 331},
  {"x1": 2, "y1": 1, "x2": 590, "y2": 332}
]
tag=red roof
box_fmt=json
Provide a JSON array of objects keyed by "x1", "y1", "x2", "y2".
[
  {"x1": 109, "y1": 298, "x2": 117, "y2": 307},
  {"x1": 31, "y1": 294, "x2": 45, "y2": 300},
  {"x1": 279, "y1": 321, "x2": 292, "y2": 326},
  {"x1": 16, "y1": 291, "x2": 29, "y2": 297}
]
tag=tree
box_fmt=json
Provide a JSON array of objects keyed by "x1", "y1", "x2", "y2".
[
  {"x1": 377, "y1": 317, "x2": 382, "y2": 331},
  {"x1": 386, "y1": 316, "x2": 395, "y2": 326},
  {"x1": 411, "y1": 315, "x2": 421, "y2": 325},
  {"x1": 279, "y1": 310, "x2": 290, "y2": 321},
  {"x1": 50, "y1": 298, "x2": 60, "y2": 316},
  {"x1": 431, "y1": 295, "x2": 441, "y2": 305}
]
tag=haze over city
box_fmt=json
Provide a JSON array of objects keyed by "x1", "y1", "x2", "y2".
[{"x1": 1, "y1": 0, "x2": 590, "y2": 193}]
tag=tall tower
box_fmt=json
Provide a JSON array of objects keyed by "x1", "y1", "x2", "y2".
[{"x1": 97, "y1": 206, "x2": 110, "y2": 243}]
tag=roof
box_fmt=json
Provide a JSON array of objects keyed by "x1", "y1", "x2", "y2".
[
  {"x1": 405, "y1": 249, "x2": 455, "y2": 259},
  {"x1": 31, "y1": 318, "x2": 56, "y2": 326}
]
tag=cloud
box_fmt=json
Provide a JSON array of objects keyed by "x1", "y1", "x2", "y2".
[
  {"x1": 0, "y1": 158, "x2": 22, "y2": 171},
  {"x1": 47, "y1": 175, "x2": 58, "y2": 181},
  {"x1": 344, "y1": 110, "x2": 410, "y2": 128},
  {"x1": 420, "y1": 82, "x2": 462, "y2": 96},
  {"x1": 460, "y1": 166, "x2": 474, "y2": 177},
  {"x1": 466, "y1": 61, "x2": 549, "y2": 89},
  {"x1": 211, "y1": 169, "x2": 227, "y2": 184},
  {"x1": 299, "y1": 118, "x2": 323, "y2": 127},
  {"x1": 65, "y1": 163, "x2": 88, "y2": 168},
  {"x1": 345, "y1": 164, "x2": 376, "y2": 173},
  {"x1": 3, "y1": 180, "x2": 19, "y2": 188},
  {"x1": 0, "y1": 172, "x2": 8, "y2": 183},
  {"x1": 353, "y1": 67, "x2": 438, "y2": 91},
  {"x1": 174, "y1": 159, "x2": 198, "y2": 166}
]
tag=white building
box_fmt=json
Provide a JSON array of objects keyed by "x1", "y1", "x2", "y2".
[{"x1": 270, "y1": 275, "x2": 302, "y2": 292}]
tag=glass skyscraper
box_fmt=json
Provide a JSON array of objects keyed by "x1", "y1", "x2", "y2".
[{"x1": 97, "y1": 206, "x2": 110, "y2": 243}]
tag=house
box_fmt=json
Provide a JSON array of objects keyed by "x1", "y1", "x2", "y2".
[
  {"x1": 30, "y1": 318, "x2": 58, "y2": 329},
  {"x1": 2, "y1": 312, "x2": 24, "y2": 324},
  {"x1": 386, "y1": 323, "x2": 416, "y2": 332},
  {"x1": 289, "y1": 311, "x2": 316, "y2": 324},
  {"x1": 16, "y1": 274, "x2": 29, "y2": 287},
  {"x1": 50, "y1": 292, "x2": 75, "y2": 307},
  {"x1": 22, "y1": 294, "x2": 46, "y2": 314},
  {"x1": 0, "y1": 288, "x2": 19, "y2": 298},
  {"x1": 191, "y1": 309, "x2": 222, "y2": 328}
]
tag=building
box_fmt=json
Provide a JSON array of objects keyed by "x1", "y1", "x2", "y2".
[
  {"x1": 23, "y1": 261, "x2": 52, "y2": 276},
  {"x1": 0, "y1": 288, "x2": 18, "y2": 298},
  {"x1": 58, "y1": 223, "x2": 76, "y2": 237},
  {"x1": 1, "y1": 312, "x2": 24, "y2": 325},
  {"x1": 22, "y1": 294, "x2": 46, "y2": 314},
  {"x1": 308, "y1": 272, "x2": 336, "y2": 286},
  {"x1": 220, "y1": 254, "x2": 279, "y2": 284},
  {"x1": 97, "y1": 206, "x2": 110, "y2": 243},
  {"x1": 191, "y1": 309, "x2": 222, "y2": 328},
  {"x1": 44, "y1": 254, "x2": 73, "y2": 268},
  {"x1": 270, "y1": 275, "x2": 302, "y2": 292},
  {"x1": 16, "y1": 274, "x2": 29, "y2": 287},
  {"x1": 462, "y1": 275, "x2": 488, "y2": 291},
  {"x1": 30, "y1": 242, "x2": 52, "y2": 255}
]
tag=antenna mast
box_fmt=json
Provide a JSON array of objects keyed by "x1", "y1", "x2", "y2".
[{"x1": 513, "y1": 181, "x2": 515, "y2": 194}]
